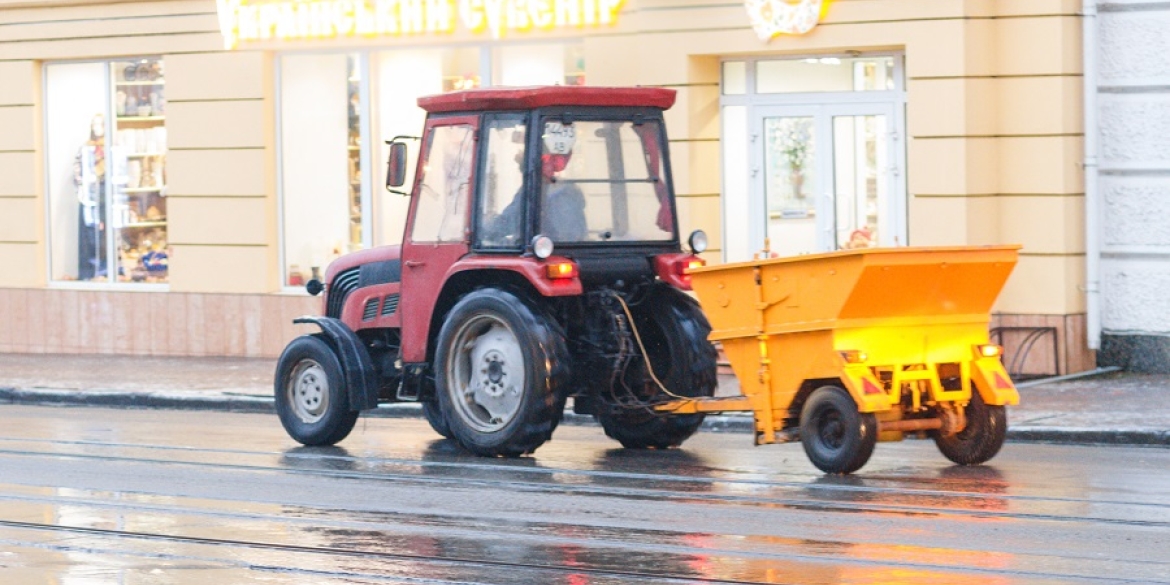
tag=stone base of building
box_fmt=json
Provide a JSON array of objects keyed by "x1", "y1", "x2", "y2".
[
  {"x1": 0, "y1": 288, "x2": 318, "y2": 358},
  {"x1": 989, "y1": 313, "x2": 1095, "y2": 377},
  {"x1": 1099, "y1": 334, "x2": 1170, "y2": 374},
  {"x1": 0, "y1": 289, "x2": 1102, "y2": 376}
]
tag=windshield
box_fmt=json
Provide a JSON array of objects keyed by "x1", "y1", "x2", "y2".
[{"x1": 538, "y1": 119, "x2": 674, "y2": 243}]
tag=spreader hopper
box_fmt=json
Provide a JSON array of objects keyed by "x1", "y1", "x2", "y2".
[{"x1": 663, "y1": 246, "x2": 1022, "y2": 474}]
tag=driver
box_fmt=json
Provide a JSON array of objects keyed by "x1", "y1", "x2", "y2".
[
  {"x1": 539, "y1": 149, "x2": 586, "y2": 241},
  {"x1": 483, "y1": 122, "x2": 586, "y2": 243}
]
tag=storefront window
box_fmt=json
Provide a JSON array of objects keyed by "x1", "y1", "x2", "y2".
[
  {"x1": 279, "y1": 53, "x2": 359, "y2": 287},
  {"x1": 374, "y1": 47, "x2": 481, "y2": 249},
  {"x1": 46, "y1": 58, "x2": 168, "y2": 285},
  {"x1": 494, "y1": 43, "x2": 583, "y2": 86},
  {"x1": 279, "y1": 43, "x2": 584, "y2": 286},
  {"x1": 756, "y1": 56, "x2": 894, "y2": 94}
]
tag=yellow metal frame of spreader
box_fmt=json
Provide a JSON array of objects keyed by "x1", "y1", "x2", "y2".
[{"x1": 658, "y1": 245, "x2": 1021, "y2": 445}]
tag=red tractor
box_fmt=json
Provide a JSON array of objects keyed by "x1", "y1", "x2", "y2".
[{"x1": 275, "y1": 86, "x2": 715, "y2": 456}]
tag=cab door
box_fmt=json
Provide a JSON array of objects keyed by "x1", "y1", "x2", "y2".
[{"x1": 399, "y1": 115, "x2": 478, "y2": 363}]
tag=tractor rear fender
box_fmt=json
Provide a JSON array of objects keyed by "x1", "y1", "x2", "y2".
[
  {"x1": 447, "y1": 256, "x2": 584, "y2": 298},
  {"x1": 292, "y1": 316, "x2": 380, "y2": 411},
  {"x1": 422, "y1": 262, "x2": 580, "y2": 363},
  {"x1": 970, "y1": 357, "x2": 1020, "y2": 406}
]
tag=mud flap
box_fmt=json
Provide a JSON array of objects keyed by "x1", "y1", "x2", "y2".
[
  {"x1": 293, "y1": 316, "x2": 380, "y2": 411},
  {"x1": 970, "y1": 357, "x2": 1020, "y2": 406}
]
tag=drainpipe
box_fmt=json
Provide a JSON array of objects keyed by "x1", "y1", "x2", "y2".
[{"x1": 1083, "y1": 0, "x2": 1101, "y2": 350}]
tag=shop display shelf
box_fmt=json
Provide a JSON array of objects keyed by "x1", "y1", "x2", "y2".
[
  {"x1": 122, "y1": 186, "x2": 165, "y2": 194},
  {"x1": 117, "y1": 116, "x2": 166, "y2": 125},
  {"x1": 127, "y1": 152, "x2": 166, "y2": 158},
  {"x1": 121, "y1": 221, "x2": 167, "y2": 229}
]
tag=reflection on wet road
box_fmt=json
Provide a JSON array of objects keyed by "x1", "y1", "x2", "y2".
[{"x1": 0, "y1": 405, "x2": 1167, "y2": 584}]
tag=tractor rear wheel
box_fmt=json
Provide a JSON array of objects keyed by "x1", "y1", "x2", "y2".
[
  {"x1": 275, "y1": 335, "x2": 360, "y2": 446},
  {"x1": 435, "y1": 288, "x2": 569, "y2": 457},
  {"x1": 597, "y1": 286, "x2": 717, "y2": 449},
  {"x1": 934, "y1": 390, "x2": 1007, "y2": 465},
  {"x1": 800, "y1": 386, "x2": 877, "y2": 474}
]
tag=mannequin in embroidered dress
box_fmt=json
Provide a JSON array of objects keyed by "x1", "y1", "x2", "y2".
[{"x1": 73, "y1": 113, "x2": 108, "y2": 280}]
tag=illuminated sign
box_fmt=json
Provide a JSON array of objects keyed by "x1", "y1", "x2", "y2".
[
  {"x1": 216, "y1": 0, "x2": 623, "y2": 48},
  {"x1": 744, "y1": 0, "x2": 828, "y2": 41}
]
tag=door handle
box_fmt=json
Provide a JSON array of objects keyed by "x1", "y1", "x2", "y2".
[{"x1": 405, "y1": 260, "x2": 425, "y2": 268}]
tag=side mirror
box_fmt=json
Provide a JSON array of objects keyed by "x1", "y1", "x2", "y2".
[{"x1": 385, "y1": 142, "x2": 407, "y2": 190}]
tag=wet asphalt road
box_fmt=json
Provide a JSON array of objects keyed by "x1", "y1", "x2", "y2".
[{"x1": 0, "y1": 405, "x2": 1167, "y2": 584}]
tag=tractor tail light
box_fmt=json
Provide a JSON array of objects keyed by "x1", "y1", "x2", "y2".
[
  {"x1": 678, "y1": 258, "x2": 705, "y2": 275},
  {"x1": 654, "y1": 254, "x2": 704, "y2": 290},
  {"x1": 546, "y1": 261, "x2": 578, "y2": 280},
  {"x1": 975, "y1": 344, "x2": 1003, "y2": 358}
]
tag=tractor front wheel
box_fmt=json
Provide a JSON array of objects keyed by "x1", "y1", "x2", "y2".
[
  {"x1": 934, "y1": 390, "x2": 1007, "y2": 465},
  {"x1": 435, "y1": 288, "x2": 569, "y2": 457},
  {"x1": 800, "y1": 386, "x2": 877, "y2": 474},
  {"x1": 275, "y1": 335, "x2": 360, "y2": 446},
  {"x1": 422, "y1": 399, "x2": 453, "y2": 439}
]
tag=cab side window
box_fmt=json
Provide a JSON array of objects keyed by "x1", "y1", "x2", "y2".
[
  {"x1": 411, "y1": 124, "x2": 475, "y2": 243},
  {"x1": 477, "y1": 117, "x2": 527, "y2": 248}
]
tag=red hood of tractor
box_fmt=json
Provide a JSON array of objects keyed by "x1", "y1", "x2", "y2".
[
  {"x1": 324, "y1": 245, "x2": 402, "y2": 284},
  {"x1": 419, "y1": 86, "x2": 677, "y2": 113}
]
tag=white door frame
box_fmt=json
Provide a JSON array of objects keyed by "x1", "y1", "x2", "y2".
[{"x1": 720, "y1": 53, "x2": 907, "y2": 260}]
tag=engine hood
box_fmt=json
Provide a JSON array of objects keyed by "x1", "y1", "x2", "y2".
[{"x1": 324, "y1": 245, "x2": 402, "y2": 284}]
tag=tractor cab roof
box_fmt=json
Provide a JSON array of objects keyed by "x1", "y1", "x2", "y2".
[{"x1": 417, "y1": 86, "x2": 677, "y2": 114}]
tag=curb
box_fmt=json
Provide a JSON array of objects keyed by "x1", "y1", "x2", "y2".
[{"x1": 3, "y1": 387, "x2": 1168, "y2": 447}]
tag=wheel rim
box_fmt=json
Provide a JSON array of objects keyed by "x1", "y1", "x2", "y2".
[
  {"x1": 815, "y1": 407, "x2": 846, "y2": 451},
  {"x1": 446, "y1": 315, "x2": 526, "y2": 433},
  {"x1": 288, "y1": 359, "x2": 329, "y2": 424}
]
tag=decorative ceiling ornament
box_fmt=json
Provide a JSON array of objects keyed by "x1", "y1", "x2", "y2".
[{"x1": 744, "y1": 0, "x2": 825, "y2": 41}]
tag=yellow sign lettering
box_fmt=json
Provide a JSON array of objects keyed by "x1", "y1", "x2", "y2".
[{"x1": 217, "y1": 0, "x2": 623, "y2": 47}]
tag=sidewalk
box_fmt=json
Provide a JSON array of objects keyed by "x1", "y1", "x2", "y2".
[{"x1": 1, "y1": 353, "x2": 1168, "y2": 446}]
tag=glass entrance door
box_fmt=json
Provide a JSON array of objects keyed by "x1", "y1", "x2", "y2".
[{"x1": 752, "y1": 103, "x2": 899, "y2": 256}]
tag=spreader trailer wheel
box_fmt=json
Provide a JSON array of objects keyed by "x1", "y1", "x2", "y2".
[
  {"x1": 933, "y1": 390, "x2": 1008, "y2": 466},
  {"x1": 800, "y1": 386, "x2": 878, "y2": 474}
]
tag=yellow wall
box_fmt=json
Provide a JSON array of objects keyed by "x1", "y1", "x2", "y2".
[
  {"x1": 165, "y1": 51, "x2": 278, "y2": 293},
  {"x1": 0, "y1": 0, "x2": 1087, "y2": 358},
  {"x1": 587, "y1": 0, "x2": 1084, "y2": 315},
  {"x1": 0, "y1": 60, "x2": 43, "y2": 287}
]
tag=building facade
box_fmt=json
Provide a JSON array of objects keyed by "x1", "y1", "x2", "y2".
[
  {"x1": 0, "y1": 0, "x2": 1097, "y2": 373},
  {"x1": 1091, "y1": 0, "x2": 1170, "y2": 373}
]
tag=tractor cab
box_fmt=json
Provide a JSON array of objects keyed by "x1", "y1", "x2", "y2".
[{"x1": 385, "y1": 87, "x2": 700, "y2": 269}]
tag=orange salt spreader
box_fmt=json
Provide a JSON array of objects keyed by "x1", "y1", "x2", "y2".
[{"x1": 658, "y1": 245, "x2": 1021, "y2": 474}]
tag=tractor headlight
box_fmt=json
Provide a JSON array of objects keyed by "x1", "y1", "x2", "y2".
[
  {"x1": 688, "y1": 230, "x2": 709, "y2": 254},
  {"x1": 532, "y1": 235, "x2": 554, "y2": 259}
]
